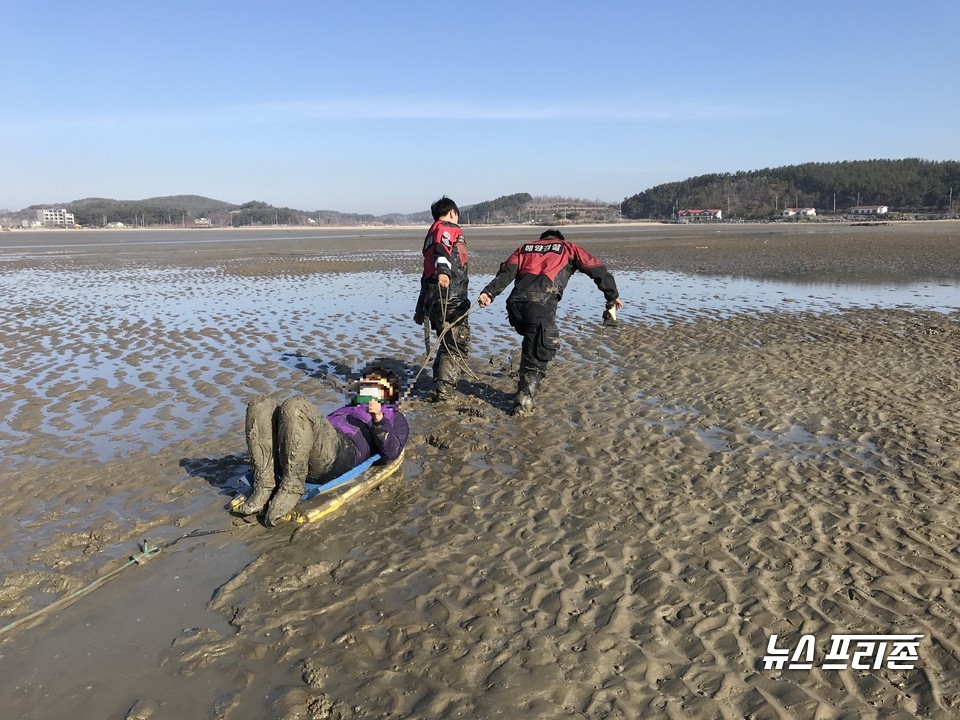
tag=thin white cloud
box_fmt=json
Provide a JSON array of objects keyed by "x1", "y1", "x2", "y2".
[
  {"x1": 0, "y1": 96, "x2": 775, "y2": 134},
  {"x1": 249, "y1": 97, "x2": 769, "y2": 122}
]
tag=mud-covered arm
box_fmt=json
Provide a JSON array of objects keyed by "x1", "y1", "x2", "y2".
[
  {"x1": 370, "y1": 409, "x2": 409, "y2": 461},
  {"x1": 572, "y1": 244, "x2": 619, "y2": 305}
]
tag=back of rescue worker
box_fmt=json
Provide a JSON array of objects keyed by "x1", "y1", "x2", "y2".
[{"x1": 478, "y1": 229, "x2": 621, "y2": 414}]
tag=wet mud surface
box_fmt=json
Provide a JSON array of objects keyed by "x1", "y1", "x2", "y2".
[{"x1": 1, "y1": 221, "x2": 959, "y2": 718}]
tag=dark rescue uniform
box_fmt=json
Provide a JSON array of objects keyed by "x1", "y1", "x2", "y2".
[
  {"x1": 415, "y1": 220, "x2": 470, "y2": 366},
  {"x1": 481, "y1": 237, "x2": 619, "y2": 375}
]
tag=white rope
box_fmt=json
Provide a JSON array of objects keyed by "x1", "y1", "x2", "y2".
[{"x1": 401, "y1": 294, "x2": 484, "y2": 402}]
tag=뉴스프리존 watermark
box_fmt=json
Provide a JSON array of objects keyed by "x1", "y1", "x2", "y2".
[{"x1": 763, "y1": 634, "x2": 924, "y2": 671}]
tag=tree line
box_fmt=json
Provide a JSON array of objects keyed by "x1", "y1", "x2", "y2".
[
  {"x1": 459, "y1": 193, "x2": 616, "y2": 224},
  {"x1": 621, "y1": 159, "x2": 960, "y2": 220},
  {"x1": 30, "y1": 196, "x2": 406, "y2": 228},
  {"x1": 461, "y1": 193, "x2": 533, "y2": 224}
]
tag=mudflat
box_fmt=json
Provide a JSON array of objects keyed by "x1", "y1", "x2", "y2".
[{"x1": 1, "y1": 221, "x2": 958, "y2": 719}]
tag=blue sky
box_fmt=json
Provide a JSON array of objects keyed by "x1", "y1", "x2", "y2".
[{"x1": 3, "y1": 1, "x2": 958, "y2": 214}]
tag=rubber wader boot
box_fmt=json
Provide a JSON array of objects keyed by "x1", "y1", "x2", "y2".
[
  {"x1": 236, "y1": 478, "x2": 275, "y2": 515},
  {"x1": 265, "y1": 461, "x2": 308, "y2": 526},
  {"x1": 236, "y1": 450, "x2": 277, "y2": 515},
  {"x1": 513, "y1": 370, "x2": 544, "y2": 416},
  {"x1": 432, "y1": 354, "x2": 459, "y2": 402}
]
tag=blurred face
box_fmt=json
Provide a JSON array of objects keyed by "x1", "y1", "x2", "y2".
[
  {"x1": 355, "y1": 384, "x2": 384, "y2": 404},
  {"x1": 351, "y1": 376, "x2": 393, "y2": 404}
]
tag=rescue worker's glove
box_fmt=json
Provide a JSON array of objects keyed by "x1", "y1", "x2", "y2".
[{"x1": 414, "y1": 311, "x2": 425, "y2": 325}]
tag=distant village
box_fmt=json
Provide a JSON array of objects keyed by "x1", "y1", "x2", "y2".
[
  {"x1": 676, "y1": 204, "x2": 890, "y2": 223},
  {"x1": 12, "y1": 208, "x2": 212, "y2": 230},
  {"x1": 8, "y1": 209, "x2": 221, "y2": 230}
]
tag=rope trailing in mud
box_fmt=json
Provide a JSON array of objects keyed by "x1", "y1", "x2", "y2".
[
  {"x1": 403, "y1": 297, "x2": 483, "y2": 403},
  {"x1": 0, "y1": 519, "x2": 250, "y2": 639},
  {"x1": 437, "y1": 287, "x2": 481, "y2": 382},
  {"x1": 407, "y1": 294, "x2": 617, "y2": 403},
  {"x1": 0, "y1": 541, "x2": 158, "y2": 638}
]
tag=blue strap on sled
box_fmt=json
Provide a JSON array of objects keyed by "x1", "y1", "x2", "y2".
[{"x1": 299, "y1": 454, "x2": 382, "y2": 502}]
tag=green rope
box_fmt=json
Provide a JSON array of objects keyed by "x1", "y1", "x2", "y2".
[{"x1": 0, "y1": 540, "x2": 159, "y2": 638}]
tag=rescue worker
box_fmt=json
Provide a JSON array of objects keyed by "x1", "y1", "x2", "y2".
[
  {"x1": 477, "y1": 229, "x2": 623, "y2": 415},
  {"x1": 236, "y1": 367, "x2": 409, "y2": 525},
  {"x1": 414, "y1": 196, "x2": 470, "y2": 401}
]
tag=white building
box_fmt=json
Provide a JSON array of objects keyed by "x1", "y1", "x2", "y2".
[
  {"x1": 850, "y1": 205, "x2": 889, "y2": 215},
  {"x1": 782, "y1": 207, "x2": 817, "y2": 217},
  {"x1": 36, "y1": 208, "x2": 76, "y2": 227}
]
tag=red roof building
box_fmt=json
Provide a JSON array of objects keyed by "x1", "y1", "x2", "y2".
[{"x1": 677, "y1": 208, "x2": 723, "y2": 221}]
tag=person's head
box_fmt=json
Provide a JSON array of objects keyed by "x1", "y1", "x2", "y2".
[
  {"x1": 431, "y1": 196, "x2": 459, "y2": 222},
  {"x1": 539, "y1": 229, "x2": 565, "y2": 242},
  {"x1": 350, "y1": 367, "x2": 401, "y2": 405}
]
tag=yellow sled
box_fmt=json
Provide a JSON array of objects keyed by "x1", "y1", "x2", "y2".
[{"x1": 229, "y1": 451, "x2": 405, "y2": 524}]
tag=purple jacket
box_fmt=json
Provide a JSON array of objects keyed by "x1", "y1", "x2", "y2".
[{"x1": 327, "y1": 403, "x2": 409, "y2": 466}]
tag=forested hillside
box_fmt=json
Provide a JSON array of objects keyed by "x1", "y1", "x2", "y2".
[
  {"x1": 621, "y1": 159, "x2": 960, "y2": 220},
  {"x1": 57, "y1": 195, "x2": 236, "y2": 227},
  {"x1": 43, "y1": 196, "x2": 403, "y2": 228},
  {"x1": 43, "y1": 192, "x2": 615, "y2": 227},
  {"x1": 461, "y1": 193, "x2": 532, "y2": 223},
  {"x1": 461, "y1": 193, "x2": 617, "y2": 224}
]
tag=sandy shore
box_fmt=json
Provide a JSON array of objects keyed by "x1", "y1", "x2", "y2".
[{"x1": 0, "y1": 222, "x2": 959, "y2": 719}]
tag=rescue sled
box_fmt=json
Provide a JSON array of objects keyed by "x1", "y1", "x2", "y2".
[{"x1": 229, "y1": 450, "x2": 405, "y2": 524}]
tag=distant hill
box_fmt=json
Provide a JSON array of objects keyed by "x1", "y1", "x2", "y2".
[
  {"x1": 460, "y1": 193, "x2": 617, "y2": 225},
  {"x1": 141, "y1": 195, "x2": 237, "y2": 212},
  {"x1": 7, "y1": 192, "x2": 619, "y2": 228},
  {"x1": 51, "y1": 195, "x2": 240, "y2": 227},
  {"x1": 8, "y1": 158, "x2": 960, "y2": 228},
  {"x1": 622, "y1": 158, "x2": 960, "y2": 220},
  {"x1": 460, "y1": 193, "x2": 532, "y2": 223}
]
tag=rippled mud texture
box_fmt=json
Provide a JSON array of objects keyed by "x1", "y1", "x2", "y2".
[
  {"x1": 175, "y1": 308, "x2": 960, "y2": 720},
  {"x1": 0, "y1": 222, "x2": 959, "y2": 719}
]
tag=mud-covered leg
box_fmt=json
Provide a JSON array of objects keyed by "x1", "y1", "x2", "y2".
[
  {"x1": 512, "y1": 303, "x2": 557, "y2": 416},
  {"x1": 433, "y1": 353, "x2": 459, "y2": 401},
  {"x1": 514, "y1": 358, "x2": 546, "y2": 416},
  {"x1": 431, "y1": 305, "x2": 470, "y2": 402},
  {"x1": 237, "y1": 395, "x2": 280, "y2": 515},
  {"x1": 265, "y1": 396, "x2": 341, "y2": 525}
]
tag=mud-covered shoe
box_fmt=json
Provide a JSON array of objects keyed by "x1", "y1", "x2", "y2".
[
  {"x1": 432, "y1": 380, "x2": 455, "y2": 403},
  {"x1": 234, "y1": 485, "x2": 273, "y2": 516},
  {"x1": 512, "y1": 392, "x2": 534, "y2": 416},
  {"x1": 264, "y1": 489, "x2": 301, "y2": 526}
]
